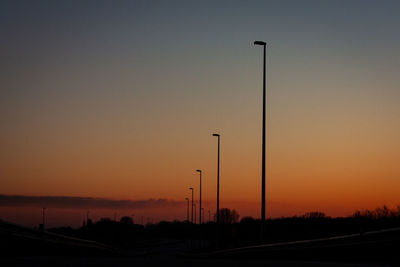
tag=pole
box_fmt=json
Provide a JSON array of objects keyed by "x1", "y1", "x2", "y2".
[
  {"x1": 254, "y1": 41, "x2": 267, "y2": 228},
  {"x1": 212, "y1": 133, "x2": 221, "y2": 248},
  {"x1": 200, "y1": 171, "x2": 202, "y2": 224},
  {"x1": 194, "y1": 204, "x2": 196, "y2": 224},
  {"x1": 217, "y1": 135, "x2": 220, "y2": 223},
  {"x1": 189, "y1": 188, "x2": 194, "y2": 223},
  {"x1": 261, "y1": 43, "x2": 266, "y2": 224},
  {"x1": 216, "y1": 135, "x2": 220, "y2": 223},
  {"x1": 254, "y1": 40, "x2": 267, "y2": 241},
  {"x1": 185, "y1": 198, "x2": 189, "y2": 221},
  {"x1": 196, "y1": 170, "x2": 202, "y2": 224},
  {"x1": 212, "y1": 134, "x2": 220, "y2": 223}
]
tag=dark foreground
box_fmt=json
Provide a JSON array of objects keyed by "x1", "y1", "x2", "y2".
[
  {"x1": 0, "y1": 257, "x2": 385, "y2": 267},
  {"x1": 1, "y1": 219, "x2": 400, "y2": 266}
]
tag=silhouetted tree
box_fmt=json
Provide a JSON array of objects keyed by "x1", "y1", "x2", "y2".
[
  {"x1": 353, "y1": 205, "x2": 399, "y2": 219},
  {"x1": 302, "y1": 211, "x2": 326, "y2": 219},
  {"x1": 218, "y1": 208, "x2": 240, "y2": 224},
  {"x1": 375, "y1": 205, "x2": 390, "y2": 218}
]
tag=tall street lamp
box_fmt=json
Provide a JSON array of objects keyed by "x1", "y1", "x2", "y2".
[
  {"x1": 194, "y1": 203, "x2": 197, "y2": 224},
  {"x1": 185, "y1": 197, "x2": 190, "y2": 222},
  {"x1": 196, "y1": 169, "x2": 202, "y2": 224},
  {"x1": 212, "y1": 133, "x2": 220, "y2": 224},
  {"x1": 189, "y1": 187, "x2": 194, "y2": 223},
  {"x1": 254, "y1": 40, "x2": 267, "y2": 225}
]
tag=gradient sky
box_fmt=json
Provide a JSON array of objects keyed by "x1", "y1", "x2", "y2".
[{"x1": 1, "y1": 0, "x2": 400, "y2": 227}]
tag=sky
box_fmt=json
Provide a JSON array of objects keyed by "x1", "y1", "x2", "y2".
[{"x1": 1, "y1": 0, "x2": 400, "y2": 227}]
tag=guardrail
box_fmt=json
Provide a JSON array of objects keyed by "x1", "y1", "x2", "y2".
[{"x1": 181, "y1": 226, "x2": 400, "y2": 259}]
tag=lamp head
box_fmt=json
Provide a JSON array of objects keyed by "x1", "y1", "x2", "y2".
[
  {"x1": 196, "y1": 169, "x2": 201, "y2": 173},
  {"x1": 212, "y1": 133, "x2": 220, "y2": 137},
  {"x1": 189, "y1": 187, "x2": 193, "y2": 190},
  {"x1": 185, "y1": 198, "x2": 189, "y2": 200},
  {"x1": 254, "y1": 41, "x2": 266, "y2": 46}
]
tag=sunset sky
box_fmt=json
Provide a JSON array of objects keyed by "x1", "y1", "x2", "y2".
[{"x1": 1, "y1": 0, "x2": 400, "y2": 227}]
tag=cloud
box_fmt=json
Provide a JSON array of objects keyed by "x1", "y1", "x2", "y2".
[{"x1": 0, "y1": 194, "x2": 183, "y2": 209}]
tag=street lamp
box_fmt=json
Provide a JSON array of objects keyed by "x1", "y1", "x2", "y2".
[
  {"x1": 194, "y1": 203, "x2": 196, "y2": 224},
  {"x1": 196, "y1": 169, "x2": 202, "y2": 224},
  {"x1": 254, "y1": 40, "x2": 267, "y2": 225},
  {"x1": 185, "y1": 197, "x2": 190, "y2": 222},
  {"x1": 189, "y1": 187, "x2": 194, "y2": 223},
  {"x1": 212, "y1": 133, "x2": 220, "y2": 224}
]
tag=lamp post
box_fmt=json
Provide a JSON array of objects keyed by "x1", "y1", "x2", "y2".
[
  {"x1": 194, "y1": 203, "x2": 196, "y2": 224},
  {"x1": 212, "y1": 133, "x2": 220, "y2": 224},
  {"x1": 189, "y1": 187, "x2": 194, "y2": 223},
  {"x1": 208, "y1": 209, "x2": 211, "y2": 222},
  {"x1": 185, "y1": 198, "x2": 190, "y2": 222},
  {"x1": 196, "y1": 169, "x2": 202, "y2": 224},
  {"x1": 254, "y1": 40, "x2": 267, "y2": 226},
  {"x1": 131, "y1": 214, "x2": 135, "y2": 224},
  {"x1": 212, "y1": 133, "x2": 221, "y2": 249}
]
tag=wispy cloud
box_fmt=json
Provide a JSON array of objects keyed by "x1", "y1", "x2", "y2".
[{"x1": 0, "y1": 194, "x2": 182, "y2": 209}]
